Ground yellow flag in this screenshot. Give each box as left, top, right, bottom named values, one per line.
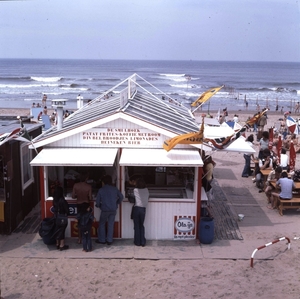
left=163, top=131, right=203, bottom=151
left=163, top=120, right=205, bottom=151
left=191, top=85, right=224, bottom=107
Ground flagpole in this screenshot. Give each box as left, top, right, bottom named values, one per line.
left=192, top=102, right=204, bottom=114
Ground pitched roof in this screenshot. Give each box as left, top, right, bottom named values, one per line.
left=31, top=74, right=200, bottom=148
left=0, top=116, right=42, bottom=136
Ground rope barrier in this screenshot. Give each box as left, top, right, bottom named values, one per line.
left=250, top=237, right=291, bottom=268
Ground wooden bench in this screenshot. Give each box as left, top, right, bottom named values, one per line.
left=277, top=197, right=300, bottom=216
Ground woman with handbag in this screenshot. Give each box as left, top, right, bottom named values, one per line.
left=53, top=186, right=69, bottom=251
left=132, top=177, right=149, bottom=247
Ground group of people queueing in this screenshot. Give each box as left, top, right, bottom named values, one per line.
left=51, top=172, right=150, bottom=252
left=242, top=129, right=296, bottom=211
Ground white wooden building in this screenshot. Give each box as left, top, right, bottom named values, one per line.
left=30, top=74, right=206, bottom=240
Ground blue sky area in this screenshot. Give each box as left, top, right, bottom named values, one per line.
left=1, top=0, right=300, bottom=62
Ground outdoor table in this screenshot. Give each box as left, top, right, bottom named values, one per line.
left=260, top=169, right=272, bottom=182
left=270, top=180, right=300, bottom=189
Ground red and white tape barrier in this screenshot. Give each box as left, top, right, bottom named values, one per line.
left=250, top=237, right=291, bottom=268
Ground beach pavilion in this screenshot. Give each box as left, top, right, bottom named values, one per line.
left=29, top=74, right=253, bottom=240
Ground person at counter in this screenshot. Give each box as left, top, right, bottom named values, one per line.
left=53, top=186, right=69, bottom=251
left=72, top=173, right=92, bottom=244
left=95, top=175, right=123, bottom=245
left=76, top=202, right=96, bottom=252
left=132, top=177, right=149, bottom=247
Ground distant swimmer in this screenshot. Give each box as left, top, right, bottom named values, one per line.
left=42, top=94, right=47, bottom=106
left=295, top=102, right=300, bottom=113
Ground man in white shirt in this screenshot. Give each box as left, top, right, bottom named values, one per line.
left=280, top=148, right=289, bottom=171
left=233, top=114, right=239, bottom=123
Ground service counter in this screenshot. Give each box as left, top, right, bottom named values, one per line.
left=39, top=163, right=203, bottom=240
left=43, top=185, right=205, bottom=239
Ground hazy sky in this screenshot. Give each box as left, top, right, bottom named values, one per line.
left=1, top=0, right=300, bottom=62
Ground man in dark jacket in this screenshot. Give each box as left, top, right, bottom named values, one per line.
left=95, top=175, right=123, bottom=245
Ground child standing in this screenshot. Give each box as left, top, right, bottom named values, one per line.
left=76, top=202, right=95, bottom=252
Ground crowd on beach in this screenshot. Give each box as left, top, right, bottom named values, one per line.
left=238, top=108, right=299, bottom=211
left=201, top=106, right=300, bottom=214
left=31, top=93, right=73, bottom=125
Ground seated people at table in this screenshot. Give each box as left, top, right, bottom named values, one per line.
left=255, top=148, right=273, bottom=190
left=279, top=148, right=289, bottom=171
left=270, top=149, right=279, bottom=169
left=258, top=131, right=269, bottom=159
left=270, top=172, right=295, bottom=209
left=264, top=166, right=282, bottom=205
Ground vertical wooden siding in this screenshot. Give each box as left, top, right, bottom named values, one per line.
left=121, top=201, right=197, bottom=240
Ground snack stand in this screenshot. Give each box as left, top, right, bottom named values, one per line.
left=30, top=74, right=205, bottom=240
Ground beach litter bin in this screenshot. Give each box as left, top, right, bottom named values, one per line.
left=198, top=217, right=214, bottom=244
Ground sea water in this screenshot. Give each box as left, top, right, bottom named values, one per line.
left=0, top=59, right=299, bottom=112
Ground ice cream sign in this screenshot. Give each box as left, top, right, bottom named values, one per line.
left=174, top=216, right=196, bottom=239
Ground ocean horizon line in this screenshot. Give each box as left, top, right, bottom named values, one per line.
left=1, top=58, right=299, bottom=64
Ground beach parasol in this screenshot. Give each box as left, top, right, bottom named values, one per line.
left=225, top=121, right=235, bottom=129
left=276, top=135, right=282, bottom=163
left=286, top=116, right=299, bottom=135
left=289, top=141, right=296, bottom=171
left=225, top=121, right=242, bottom=132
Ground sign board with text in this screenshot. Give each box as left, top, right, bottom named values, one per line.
left=80, top=128, right=164, bottom=147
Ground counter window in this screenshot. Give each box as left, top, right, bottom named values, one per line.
left=45, top=165, right=195, bottom=201
left=126, top=166, right=195, bottom=199
left=47, top=166, right=117, bottom=199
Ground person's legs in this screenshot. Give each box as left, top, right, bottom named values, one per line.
left=87, top=230, right=92, bottom=251
left=106, top=211, right=116, bottom=244
left=133, top=207, right=141, bottom=246
left=56, top=224, right=69, bottom=250
left=98, top=211, right=109, bottom=243
left=82, top=228, right=87, bottom=251
left=139, top=208, right=146, bottom=246
left=264, top=186, right=272, bottom=203
left=242, top=154, right=251, bottom=177
left=255, top=173, right=263, bottom=189
left=133, top=207, right=146, bottom=246
left=271, top=192, right=279, bottom=209
left=77, top=204, right=84, bottom=244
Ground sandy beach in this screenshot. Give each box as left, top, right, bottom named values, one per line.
left=1, top=107, right=300, bottom=299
